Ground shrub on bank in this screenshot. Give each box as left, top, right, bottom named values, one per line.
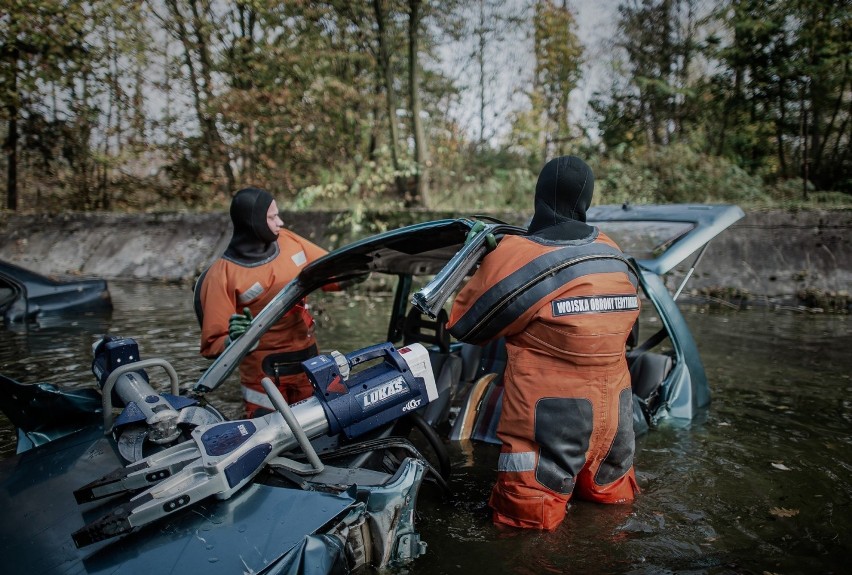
left=5, top=141, right=850, bottom=215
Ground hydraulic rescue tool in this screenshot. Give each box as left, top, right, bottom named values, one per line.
left=71, top=342, right=437, bottom=548
left=91, top=336, right=224, bottom=462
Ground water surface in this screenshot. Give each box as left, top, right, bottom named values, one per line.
left=0, top=282, right=849, bottom=573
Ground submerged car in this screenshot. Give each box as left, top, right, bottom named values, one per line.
left=0, top=204, right=743, bottom=575
left=0, top=259, right=112, bottom=325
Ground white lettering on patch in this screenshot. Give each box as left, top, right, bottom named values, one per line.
left=552, top=295, right=639, bottom=317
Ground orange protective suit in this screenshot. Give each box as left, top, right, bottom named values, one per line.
left=199, top=228, right=330, bottom=415
left=448, top=231, right=641, bottom=529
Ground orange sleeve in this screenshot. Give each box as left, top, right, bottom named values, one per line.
left=279, top=229, right=328, bottom=263
left=299, top=233, right=329, bottom=263
left=199, top=260, right=235, bottom=359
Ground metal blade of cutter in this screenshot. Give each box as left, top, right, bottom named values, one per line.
left=72, top=394, right=327, bottom=547
left=73, top=439, right=201, bottom=503
left=72, top=461, right=229, bottom=548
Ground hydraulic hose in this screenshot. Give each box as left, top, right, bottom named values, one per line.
left=404, top=412, right=452, bottom=484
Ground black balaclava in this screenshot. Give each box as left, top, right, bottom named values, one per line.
left=223, top=187, right=280, bottom=264
left=527, top=155, right=595, bottom=241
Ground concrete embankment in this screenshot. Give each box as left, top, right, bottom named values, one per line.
left=0, top=208, right=849, bottom=310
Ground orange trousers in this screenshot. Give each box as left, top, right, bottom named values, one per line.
left=489, top=351, right=639, bottom=529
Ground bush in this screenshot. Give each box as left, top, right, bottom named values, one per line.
left=591, top=142, right=767, bottom=205
left=292, top=151, right=415, bottom=211
left=429, top=167, right=537, bottom=212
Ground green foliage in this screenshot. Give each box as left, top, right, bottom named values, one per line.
left=532, top=0, right=583, bottom=157
left=2, top=0, right=154, bottom=210
left=426, top=140, right=539, bottom=211
left=430, top=166, right=537, bottom=212
left=292, top=151, right=416, bottom=211
left=592, top=140, right=768, bottom=205
left=705, top=0, right=851, bottom=191
left=2, top=0, right=849, bottom=215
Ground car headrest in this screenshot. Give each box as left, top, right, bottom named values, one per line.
left=403, top=307, right=450, bottom=354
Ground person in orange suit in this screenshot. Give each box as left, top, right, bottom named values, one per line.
left=198, top=187, right=336, bottom=416
left=448, top=156, right=641, bottom=529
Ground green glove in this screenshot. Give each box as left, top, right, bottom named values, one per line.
left=228, top=307, right=253, bottom=342
left=465, top=221, right=497, bottom=251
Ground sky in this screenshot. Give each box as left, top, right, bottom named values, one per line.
left=435, top=0, right=622, bottom=144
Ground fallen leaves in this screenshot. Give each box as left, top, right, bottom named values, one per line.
left=769, top=507, right=799, bottom=518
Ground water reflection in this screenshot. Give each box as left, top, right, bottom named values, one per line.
left=0, top=282, right=849, bottom=573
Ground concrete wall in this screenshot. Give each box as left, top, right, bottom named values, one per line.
left=1, top=208, right=849, bottom=304
left=683, top=209, right=850, bottom=302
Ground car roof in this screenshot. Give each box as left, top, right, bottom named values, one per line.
left=300, top=204, right=746, bottom=285
left=298, top=219, right=472, bottom=289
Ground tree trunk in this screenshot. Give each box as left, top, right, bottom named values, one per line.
left=776, top=78, right=787, bottom=176
left=4, top=49, right=18, bottom=211
left=187, top=0, right=234, bottom=191
left=477, top=0, right=486, bottom=146
left=373, top=0, right=406, bottom=199
left=166, top=0, right=234, bottom=192
left=801, top=85, right=809, bottom=200
left=408, top=0, right=429, bottom=207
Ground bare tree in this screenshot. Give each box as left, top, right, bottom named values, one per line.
left=408, top=0, right=429, bottom=206
left=160, top=0, right=235, bottom=192
left=373, top=0, right=407, bottom=199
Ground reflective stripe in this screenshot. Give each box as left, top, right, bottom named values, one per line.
left=242, top=385, right=275, bottom=410
left=238, top=282, right=264, bottom=304
left=498, top=451, right=536, bottom=473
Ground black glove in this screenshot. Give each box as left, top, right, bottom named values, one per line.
left=228, top=307, right=253, bottom=343
left=465, top=221, right=497, bottom=251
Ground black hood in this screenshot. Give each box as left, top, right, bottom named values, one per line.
left=223, top=187, right=279, bottom=264
left=527, top=156, right=595, bottom=241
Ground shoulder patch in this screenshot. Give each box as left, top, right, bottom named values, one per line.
left=552, top=294, right=639, bottom=316
left=291, top=250, right=307, bottom=266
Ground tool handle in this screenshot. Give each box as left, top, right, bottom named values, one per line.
left=102, top=358, right=180, bottom=434
left=346, top=342, right=404, bottom=372
left=261, top=378, right=324, bottom=474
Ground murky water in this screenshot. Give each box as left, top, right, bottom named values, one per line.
left=1, top=282, right=849, bottom=573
